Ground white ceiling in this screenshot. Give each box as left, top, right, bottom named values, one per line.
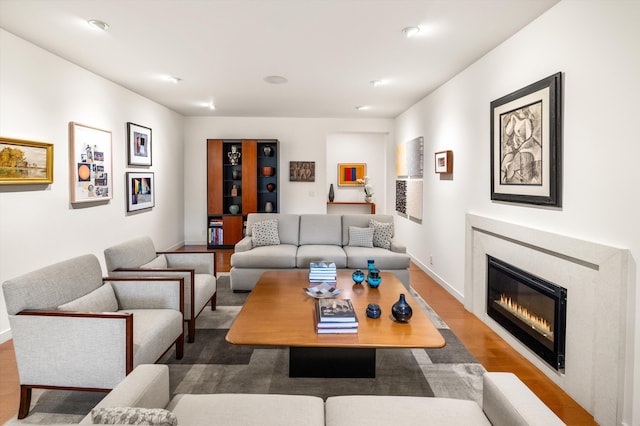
left=0, top=0, right=559, bottom=118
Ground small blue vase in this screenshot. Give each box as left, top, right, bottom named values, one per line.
left=367, top=268, right=381, bottom=288
left=391, top=293, right=413, bottom=323
left=366, top=303, right=381, bottom=319
left=367, top=259, right=375, bottom=272
left=352, top=269, right=365, bottom=284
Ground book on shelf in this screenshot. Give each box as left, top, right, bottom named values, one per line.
left=316, top=298, right=357, bottom=323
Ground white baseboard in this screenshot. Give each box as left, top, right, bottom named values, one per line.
left=409, top=253, right=464, bottom=304
left=0, top=327, right=12, bottom=344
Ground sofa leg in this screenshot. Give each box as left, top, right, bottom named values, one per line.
left=18, top=385, right=32, bottom=419
left=211, top=293, right=217, bottom=311
left=187, top=319, right=195, bottom=343
left=175, top=334, right=184, bottom=359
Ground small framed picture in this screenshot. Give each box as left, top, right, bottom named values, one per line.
left=434, top=150, right=453, bottom=174
left=127, top=122, right=152, bottom=166
left=127, top=172, right=154, bottom=212
left=289, top=161, right=315, bottom=182
left=338, top=163, right=366, bottom=186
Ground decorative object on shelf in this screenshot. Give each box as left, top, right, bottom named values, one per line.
left=261, top=166, right=275, bottom=177
left=338, top=163, right=366, bottom=186
left=126, top=172, right=154, bottom=212
left=230, top=184, right=238, bottom=197
left=367, top=268, right=381, bottom=288
left=127, top=122, right=152, bottom=166
left=356, top=176, right=374, bottom=202
left=227, top=145, right=241, bottom=165
left=366, top=303, right=381, bottom=319
left=289, top=161, right=315, bottom=182
left=491, top=72, right=562, bottom=207
left=367, top=259, right=375, bottom=272
left=391, top=293, right=413, bottom=323
left=0, top=136, right=53, bottom=185
left=328, top=183, right=335, bottom=202
left=228, top=204, right=239, bottom=214
left=434, top=150, right=453, bottom=174
left=69, top=122, right=112, bottom=204
left=263, top=144, right=273, bottom=157
left=352, top=269, right=365, bottom=284
left=232, top=169, right=240, bottom=180
left=265, top=201, right=274, bottom=213
left=266, top=182, right=276, bottom=192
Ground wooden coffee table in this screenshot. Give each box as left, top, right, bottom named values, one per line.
left=226, top=270, right=445, bottom=378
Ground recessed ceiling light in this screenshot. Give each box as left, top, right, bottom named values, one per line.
left=402, top=26, right=420, bottom=38
left=370, top=80, right=384, bottom=87
left=164, top=76, right=182, bottom=84
left=208, top=102, right=216, bottom=110
left=264, top=75, right=288, bottom=85
left=355, top=105, right=370, bottom=111
left=87, top=19, right=109, bottom=31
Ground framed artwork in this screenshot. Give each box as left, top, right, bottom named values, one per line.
left=127, top=122, right=152, bottom=166
left=490, top=72, right=562, bottom=206
left=69, top=122, right=112, bottom=203
left=289, top=161, right=315, bottom=182
left=127, top=172, right=154, bottom=211
left=0, top=137, right=53, bottom=185
left=338, top=163, right=366, bottom=186
left=434, top=150, right=453, bottom=174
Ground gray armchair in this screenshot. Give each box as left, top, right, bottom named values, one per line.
left=104, top=237, right=217, bottom=343
left=1, top=254, right=185, bottom=419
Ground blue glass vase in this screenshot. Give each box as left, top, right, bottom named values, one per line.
left=367, top=268, right=381, bottom=288
left=391, top=293, right=413, bottom=323
left=352, top=269, right=365, bottom=284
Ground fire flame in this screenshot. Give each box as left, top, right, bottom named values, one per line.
left=497, top=294, right=554, bottom=340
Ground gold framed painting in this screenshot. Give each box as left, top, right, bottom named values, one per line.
left=0, top=137, right=53, bottom=185
left=338, top=163, right=366, bottom=186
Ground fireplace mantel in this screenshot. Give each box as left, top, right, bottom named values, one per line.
left=465, top=213, right=629, bottom=426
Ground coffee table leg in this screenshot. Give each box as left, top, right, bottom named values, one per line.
left=289, top=347, right=376, bottom=378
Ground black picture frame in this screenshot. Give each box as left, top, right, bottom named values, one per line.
left=490, top=72, right=562, bottom=206
left=127, top=122, right=152, bottom=166
left=126, top=171, right=154, bottom=212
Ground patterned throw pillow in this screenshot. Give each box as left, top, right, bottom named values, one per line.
left=369, top=219, right=393, bottom=250
left=251, top=219, right=280, bottom=248
left=91, top=407, right=178, bottom=425
left=348, top=226, right=374, bottom=248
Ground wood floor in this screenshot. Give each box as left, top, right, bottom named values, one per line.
left=0, top=249, right=596, bottom=424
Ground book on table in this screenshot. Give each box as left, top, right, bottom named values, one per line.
left=315, top=298, right=358, bottom=336
left=309, top=260, right=337, bottom=283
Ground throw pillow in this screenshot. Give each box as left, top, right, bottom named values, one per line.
left=348, top=226, right=374, bottom=248
left=140, top=254, right=168, bottom=269
left=91, top=407, right=178, bottom=425
left=251, top=219, right=280, bottom=248
left=58, top=282, right=118, bottom=312
left=369, top=219, right=393, bottom=250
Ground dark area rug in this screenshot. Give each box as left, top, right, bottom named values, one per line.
left=12, top=274, right=485, bottom=424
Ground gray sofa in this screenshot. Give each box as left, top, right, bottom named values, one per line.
left=230, top=213, right=411, bottom=291
left=75, top=364, right=565, bottom=425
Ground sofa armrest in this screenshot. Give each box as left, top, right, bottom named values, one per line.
left=482, top=372, right=565, bottom=426
left=79, top=365, right=171, bottom=424
left=105, top=277, right=184, bottom=314
left=389, top=239, right=406, bottom=253
left=161, top=251, right=215, bottom=275
left=234, top=236, right=253, bottom=253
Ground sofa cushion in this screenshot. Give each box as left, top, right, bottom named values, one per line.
left=342, top=214, right=394, bottom=246
left=246, top=213, right=300, bottom=246
left=140, top=254, right=168, bottom=269
left=369, top=219, right=393, bottom=250
left=325, top=395, right=490, bottom=426
left=299, top=214, right=342, bottom=245
left=58, top=282, right=119, bottom=312
left=167, top=393, right=325, bottom=426
left=343, top=246, right=411, bottom=269
left=90, top=407, right=177, bottom=425
left=128, top=309, right=184, bottom=367
left=348, top=226, right=374, bottom=248
left=296, top=245, right=348, bottom=268
left=231, top=244, right=298, bottom=269
left=252, top=219, right=281, bottom=247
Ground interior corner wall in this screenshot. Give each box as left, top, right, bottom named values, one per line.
left=0, top=29, right=186, bottom=342
left=181, top=117, right=394, bottom=245
left=393, top=1, right=639, bottom=423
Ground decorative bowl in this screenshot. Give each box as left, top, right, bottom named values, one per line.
left=366, top=303, right=381, bottom=319
left=228, top=204, right=240, bottom=214
left=261, top=166, right=275, bottom=177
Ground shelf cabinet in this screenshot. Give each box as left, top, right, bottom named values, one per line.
left=207, top=139, right=279, bottom=248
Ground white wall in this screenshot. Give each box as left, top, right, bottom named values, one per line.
left=394, top=1, right=639, bottom=424
left=182, top=117, right=394, bottom=244
left=0, top=30, right=185, bottom=341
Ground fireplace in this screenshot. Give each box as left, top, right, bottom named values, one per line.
left=486, top=256, right=567, bottom=371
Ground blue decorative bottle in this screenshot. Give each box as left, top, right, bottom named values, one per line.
left=391, top=293, right=412, bottom=323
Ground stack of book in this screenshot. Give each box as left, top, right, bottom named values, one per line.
left=309, top=260, right=337, bottom=283
left=315, top=298, right=358, bottom=334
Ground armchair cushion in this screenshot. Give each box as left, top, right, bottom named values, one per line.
left=252, top=219, right=280, bottom=247
left=348, top=226, right=374, bottom=248
left=91, top=407, right=177, bottom=425
left=140, top=254, right=168, bottom=269
left=369, top=219, right=393, bottom=250
left=58, top=282, right=118, bottom=312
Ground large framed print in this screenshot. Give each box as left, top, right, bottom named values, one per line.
left=69, top=122, right=112, bottom=203
left=127, top=122, right=152, bottom=166
left=127, top=172, right=154, bottom=211
left=490, top=72, right=562, bottom=206
left=0, top=137, right=53, bottom=185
